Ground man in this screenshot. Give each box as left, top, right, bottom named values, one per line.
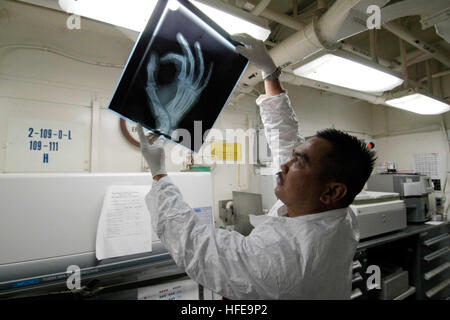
left=137, top=34, right=376, bottom=299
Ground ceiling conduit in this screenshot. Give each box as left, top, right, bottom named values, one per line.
left=383, top=21, right=450, bottom=68
left=236, top=0, right=449, bottom=107
left=240, top=0, right=306, bottom=30
left=250, top=0, right=272, bottom=16
left=238, top=0, right=390, bottom=89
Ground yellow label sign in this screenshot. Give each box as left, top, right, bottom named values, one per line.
left=211, top=142, right=242, bottom=161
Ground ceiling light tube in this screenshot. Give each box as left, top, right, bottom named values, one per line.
left=385, top=89, right=450, bottom=115
left=293, top=51, right=404, bottom=93
left=191, top=0, right=271, bottom=41
left=55, top=0, right=271, bottom=40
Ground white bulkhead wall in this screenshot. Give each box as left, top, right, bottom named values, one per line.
left=2, top=1, right=449, bottom=223
left=0, top=2, right=375, bottom=225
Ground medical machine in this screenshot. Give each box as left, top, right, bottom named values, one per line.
left=0, top=172, right=213, bottom=298
left=218, top=191, right=264, bottom=236
left=350, top=191, right=407, bottom=239
left=367, top=173, right=434, bottom=223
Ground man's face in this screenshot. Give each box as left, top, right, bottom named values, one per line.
left=275, top=137, right=332, bottom=213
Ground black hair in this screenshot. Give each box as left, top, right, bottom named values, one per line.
left=315, top=128, right=377, bottom=207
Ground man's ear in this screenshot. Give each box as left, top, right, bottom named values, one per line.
left=319, top=183, right=348, bottom=206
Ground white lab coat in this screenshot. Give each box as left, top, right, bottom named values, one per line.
left=145, top=92, right=360, bottom=299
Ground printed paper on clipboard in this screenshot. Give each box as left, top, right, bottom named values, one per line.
left=108, top=0, right=249, bottom=153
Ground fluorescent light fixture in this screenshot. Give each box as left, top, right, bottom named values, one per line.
left=191, top=0, right=271, bottom=41
left=386, top=91, right=450, bottom=115
left=56, top=0, right=271, bottom=40
left=293, top=52, right=404, bottom=93
left=58, top=0, right=158, bottom=32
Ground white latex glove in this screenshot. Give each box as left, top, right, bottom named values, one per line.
left=231, top=33, right=276, bottom=78
left=137, top=123, right=167, bottom=178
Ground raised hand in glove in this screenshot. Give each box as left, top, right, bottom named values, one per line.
left=137, top=123, right=167, bottom=179
left=231, top=33, right=277, bottom=79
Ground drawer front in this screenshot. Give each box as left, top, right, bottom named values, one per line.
left=351, top=288, right=364, bottom=300
left=422, top=247, right=448, bottom=266
left=379, top=271, right=409, bottom=300
left=427, top=286, right=449, bottom=300
left=419, top=224, right=449, bottom=243
left=424, top=278, right=450, bottom=300
left=423, top=262, right=450, bottom=281
left=352, top=250, right=368, bottom=299
left=423, top=268, right=450, bottom=293
left=420, top=226, right=449, bottom=300
left=421, top=233, right=449, bottom=256
left=352, top=272, right=364, bottom=287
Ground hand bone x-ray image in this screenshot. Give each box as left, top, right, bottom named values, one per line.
left=146, top=32, right=213, bottom=136
left=108, top=0, right=248, bottom=152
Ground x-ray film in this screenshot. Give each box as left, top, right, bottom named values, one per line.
left=108, top=0, right=249, bottom=152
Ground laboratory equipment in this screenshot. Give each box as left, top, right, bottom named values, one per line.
left=367, top=173, right=434, bottom=223
left=218, top=191, right=264, bottom=236
left=350, top=191, right=407, bottom=239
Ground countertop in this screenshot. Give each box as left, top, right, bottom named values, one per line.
left=357, top=221, right=449, bottom=251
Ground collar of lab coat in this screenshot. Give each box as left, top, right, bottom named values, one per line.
left=249, top=206, right=349, bottom=228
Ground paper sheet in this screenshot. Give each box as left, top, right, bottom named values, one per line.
left=138, top=279, right=199, bottom=300
left=95, top=185, right=152, bottom=260
left=425, top=221, right=445, bottom=225
left=413, top=153, right=440, bottom=179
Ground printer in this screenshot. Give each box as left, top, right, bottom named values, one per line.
left=367, top=173, right=434, bottom=223
left=350, top=191, right=407, bottom=240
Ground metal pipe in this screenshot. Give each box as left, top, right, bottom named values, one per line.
left=425, top=60, right=433, bottom=93
left=394, top=51, right=432, bottom=70
left=317, top=0, right=327, bottom=10
left=241, top=0, right=305, bottom=31
left=390, top=41, right=446, bottom=72
left=399, top=38, right=409, bottom=89
left=340, top=42, right=398, bottom=69
left=264, top=40, right=277, bottom=47
left=258, top=6, right=304, bottom=30
left=0, top=44, right=124, bottom=68
left=292, top=0, right=298, bottom=18
left=369, top=29, right=378, bottom=63
left=380, top=0, right=450, bottom=25
left=383, top=21, right=450, bottom=68
left=392, top=40, right=447, bottom=69
left=316, top=0, right=361, bottom=45
left=419, top=70, right=450, bottom=82
left=239, top=0, right=362, bottom=87
left=251, top=0, right=272, bottom=16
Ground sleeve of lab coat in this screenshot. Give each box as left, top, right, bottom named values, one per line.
left=146, top=176, right=296, bottom=300
left=256, top=92, right=303, bottom=167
